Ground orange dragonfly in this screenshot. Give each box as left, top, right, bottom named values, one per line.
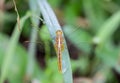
left=25, top=19, right=91, bottom=73
left=54, top=30, right=64, bottom=72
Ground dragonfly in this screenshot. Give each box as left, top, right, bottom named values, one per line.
left=25, top=23, right=92, bottom=73
left=12, top=0, right=92, bottom=74
left=23, top=13, right=92, bottom=73
left=25, top=25, right=65, bottom=73
left=54, top=30, right=64, bottom=72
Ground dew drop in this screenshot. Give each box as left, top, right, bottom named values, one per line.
left=62, top=60, right=67, bottom=74
left=62, top=67, right=67, bottom=74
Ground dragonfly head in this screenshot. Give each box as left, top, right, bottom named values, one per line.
left=56, top=30, right=62, bottom=35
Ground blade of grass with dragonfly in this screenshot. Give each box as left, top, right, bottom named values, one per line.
left=36, top=0, right=73, bottom=83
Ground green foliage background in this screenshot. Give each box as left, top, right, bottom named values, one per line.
left=0, top=0, right=120, bottom=83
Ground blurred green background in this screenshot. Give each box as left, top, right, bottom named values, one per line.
left=0, top=0, right=120, bottom=83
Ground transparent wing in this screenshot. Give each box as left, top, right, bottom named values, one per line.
left=24, top=25, right=51, bottom=51
left=63, top=25, right=93, bottom=53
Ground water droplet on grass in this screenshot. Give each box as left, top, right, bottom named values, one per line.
left=62, top=60, right=67, bottom=74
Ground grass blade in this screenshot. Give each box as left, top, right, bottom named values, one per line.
left=12, top=0, right=20, bottom=31
left=25, top=0, right=40, bottom=81
left=36, top=0, right=73, bottom=83
left=93, top=11, right=120, bottom=45
left=0, top=12, right=30, bottom=83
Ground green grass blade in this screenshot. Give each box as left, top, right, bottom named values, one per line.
left=0, top=12, right=30, bottom=83
left=36, top=0, right=73, bottom=83
left=93, top=11, right=120, bottom=45
left=25, top=0, right=40, bottom=80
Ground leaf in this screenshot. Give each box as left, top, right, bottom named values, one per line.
left=25, top=0, right=41, bottom=81
left=94, top=11, right=120, bottom=45
left=0, top=33, right=27, bottom=83
left=36, top=0, right=73, bottom=83
left=0, top=12, right=30, bottom=83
